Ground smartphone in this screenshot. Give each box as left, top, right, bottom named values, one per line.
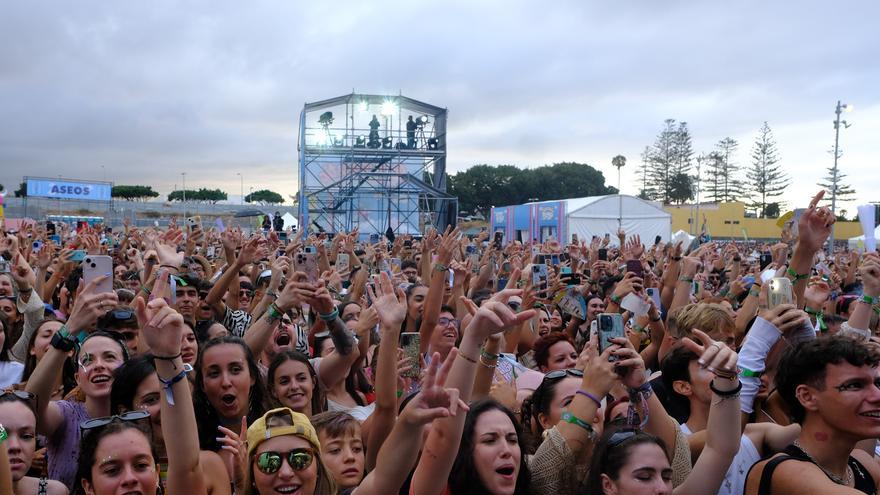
left=390, top=257, right=402, bottom=273
left=597, top=313, right=625, bottom=359
left=400, top=333, right=421, bottom=379
left=0, top=257, right=9, bottom=274
left=278, top=231, right=288, bottom=242
left=767, top=277, right=794, bottom=308
left=49, top=234, right=61, bottom=245
left=304, top=246, right=317, bottom=255
left=497, top=277, right=509, bottom=290
left=759, top=252, right=773, bottom=270
left=550, top=254, right=560, bottom=266
left=493, top=231, right=503, bottom=250
left=186, top=216, right=202, bottom=232
left=206, top=246, right=216, bottom=259
left=32, top=240, right=43, bottom=253
left=336, top=253, right=350, bottom=275
left=598, top=248, right=608, bottom=261
left=70, top=250, right=87, bottom=262
left=571, top=234, right=579, bottom=244
left=403, top=239, right=412, bottom=249
left=295, top=252, right=319, bottom=282
left=83, top=255, right=114, bottom=293
left=646, top=287, right=661, bottom=309
left=626, top=259, right=644, bottom=279
left=531, top=263, right=548, bottom=290
left=654, top=235, right=662, bottom=246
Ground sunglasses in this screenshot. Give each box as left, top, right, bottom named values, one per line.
left=0, top=390, right=36, bottom=406
left=81, top=410, right=150, bottom=432
left=256, top=448, right=315, bottom=474
left=110, top=309, right=134, bottom=320
left=543, top=368, right=584, bottom=382
left=608, top=428, right=640, bottom=448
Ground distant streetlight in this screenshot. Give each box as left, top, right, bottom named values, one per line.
left=829, top=100, right=853, bottom=253
left=182, top=172, right=187, bottom=219
left=237, top=172, right=244, bottom=205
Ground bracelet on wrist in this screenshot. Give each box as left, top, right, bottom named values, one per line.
left=609, top=294, right=622, bottom=304
left=561, top=412, right=595, bottom=437
left=860, top=294, right=878, bottom=305
left=709, top=378, right=742, bottom=397
left=433, top=263, right=449, bottom=272
left=318, top=307, right=339, bottom=322
left=786, top=266, right=809, bottom=282
left=480, top=348, right=500, bottom=361
left=479, top=355, right=497, bottom=369
left=153, top=352, right=182, bottom=369
left=678, top=276, right=694, bottom=283
left=576, top=389, right=603, bottom=409
left=157, top=363, right=194, bottom=406
left=738, top=366, right=763, bottom=378
left=457, top=349, right=478, bottom=364
left=0, top=424, right=7, bottom=443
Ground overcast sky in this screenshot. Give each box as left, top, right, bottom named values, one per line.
left=1, top=1, right=878, bottom=213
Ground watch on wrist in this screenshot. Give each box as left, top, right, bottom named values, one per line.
left=51, top=331, right=77, bottom=352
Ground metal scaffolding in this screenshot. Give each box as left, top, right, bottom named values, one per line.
left=297, top=93, right=456, bottom=237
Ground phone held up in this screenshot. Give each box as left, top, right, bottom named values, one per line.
left=597, top=313, right=625, bottom=361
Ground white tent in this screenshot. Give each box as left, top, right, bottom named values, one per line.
left=565, top=195, right=671, bottom=246
left=281, top=212, right=299, bottom=232
left=848, top=224, right=880, bottom=250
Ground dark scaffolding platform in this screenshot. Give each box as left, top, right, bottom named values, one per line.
left=297, top=93, right=457, bottom=237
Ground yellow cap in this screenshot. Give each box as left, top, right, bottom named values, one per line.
left=247, top=407, right=321, bottom=459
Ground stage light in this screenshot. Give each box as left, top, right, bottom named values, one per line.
left=358, top=100, right=368, bottom=112
left=418, top=115, right=429, bottom=124
left=382, top=137, right=393, bottom=149
left=381, top=101, right=397, bottom=116
left=315, top=133, right=328, bottom=146
left=355, top=136, right=366, bottom=147
left=427, top=138, right=438, bottom=150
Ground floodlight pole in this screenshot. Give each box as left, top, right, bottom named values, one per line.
left=612, top=156, right=626, bottom=230
left=829, top=100, right=851, bottom=254
left=237, top=172, right=244, bottom=205
left=182, top=172, right=187, bottom=220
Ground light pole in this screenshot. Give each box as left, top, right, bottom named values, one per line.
left=612, top=155, right=626, bottom=230
left=695, top=154, right=703, bottom=238
left=829, top=100, right=853, bottom=253
left=237, top=172, right=243, bottom=205
left=181, top=172, right=187, bottom=220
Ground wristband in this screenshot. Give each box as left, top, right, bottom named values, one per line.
left=51, top=326, right=77, bottom=352
left=266, top=290, right=278, bottom=299
left=633, top=324, right=647, bottom=334
left=804, top=307, right=828, bottom=332
left=141, top=285, right=152, bottom=296
left=860, top=294, right=878, bottom=305
left=576, top=389, right=603, bottom=409
left=433, top=263, right=449, bottom=272
left=0, top=424, right=6, bottom=443
left=649, top=314, right=662, bottom=322
left=609, top=294, right=622, bottom=304
left=158, top=363, right=193, bottom=406
left=786, top=266, right=809, bottom=282
left=479, top=355, right=497, bottom=369
left=738, top=367, right=763, bottom=378
left=160, top=264, right=180, bottom=271
left=480, top=348, right=500, bottom=361
left=561, top=412, right=595, bottom=436
left=318, top=307, right=339, bottom=322
left=678, top=276, right=694, bottom=283
left=457, top=349, right=478, bottom=364
left=709, top=378, right=742, bottom=397
left=267, top=303, right=284, bottom=323
left=153, top=352, right=182, bottom=369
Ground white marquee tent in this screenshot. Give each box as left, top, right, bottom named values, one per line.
left=566, top=195, right=671, bottom=246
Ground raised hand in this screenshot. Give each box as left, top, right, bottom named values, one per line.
left=368, top=272, right=408, bottom=330
left=796, top=191, right=835, bottom=254
left=155, top=229, right=185, bottom=268
left=459, top=288, right=536, bottom=341
left=66, top=276, right=119, bottom=336
left=135, top=296, right=185, bottom=357
left=607, top=336, right=648, bottom=389
left=860, top=254, right=880, bottom=297
left=681, top=329, right=738, bottom=379
left=217, top=417, right=248, bottom=494
left=399, top=350, right=468, bottom=426
left=11, top=253, right=36, bottom=291
left=758, top=304, right=809, bottom=335
left=275, top=272, right=315, bottom=312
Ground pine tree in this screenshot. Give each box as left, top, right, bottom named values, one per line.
left=647, top=119, right=678, bottom=204
left=673, top=121, right=694, bottom=176
left=746, top=122, right=790, bottom=218
left=818, top=166, right=857, bottom=207
left=637, top=146, right=654, bottom=200
left=705, top=137, right=742, bottom=202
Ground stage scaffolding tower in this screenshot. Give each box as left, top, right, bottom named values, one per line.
left=297, top=93, right=456, bottom=238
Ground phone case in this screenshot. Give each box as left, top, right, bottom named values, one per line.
left=336, top=253, right=350, bottom=275
left=767, top=278, right=794, bottom=308
left=531, top=264, right=548, bottom=288
left=597, top=313, right=625, bottom=359
left=295, top=252, right=319, bottom=282
left=400, top=333, right=421, bottom=379
left=83, top=255, right=114, bottom=293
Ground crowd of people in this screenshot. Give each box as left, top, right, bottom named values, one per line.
left=0, top=189, right=879, bottom=495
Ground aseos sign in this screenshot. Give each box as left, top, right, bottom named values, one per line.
left=25, top=177, right=113, bottom=201
left=26, top=178, right=112, bottom=201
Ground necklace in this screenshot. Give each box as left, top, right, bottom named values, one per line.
left=792, top=439, right=854, bottom=486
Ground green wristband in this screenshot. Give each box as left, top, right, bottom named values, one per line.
left=738, top=367, right=763, bottom=378
left=561, top=412, right=595, bottom=436
left=786, top=266, right=809, bottom=282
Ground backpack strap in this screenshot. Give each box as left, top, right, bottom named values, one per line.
left=756, top=454, right=798, bottom=495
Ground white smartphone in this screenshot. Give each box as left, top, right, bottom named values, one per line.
left=83, top=255, right=114, bottom=293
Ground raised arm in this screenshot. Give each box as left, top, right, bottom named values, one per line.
left=847, top=254, right=880, bottom=332
left=363, top=272, right=407, bottom=470
left=418, top=227, right=459, bottom=353
left=306, top=285, right=360, bottom=390
left=788, top=191, right=833, bottom=306
left=244, top=272, right=313, bottom=357
left=411, top=289, right=534, bottom=495
left=206, top=237, right=262, bottom=318
left=135, top=297, right=207, bottom=495
left=674, top=330, right=741, bottom=495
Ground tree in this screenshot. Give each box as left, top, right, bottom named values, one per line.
left=646, top=119, right=678, bottom=204
left=673, top=122, right=694, bottom=176
left=669, top=172, right=695, bottom=204
left=13, top=182, right=26, bottom=198
left=746, top=122, right=789, bottom=218
left=818, top=158, right=857, bottom=208
left=765, top=202, right=781, bottom=218
left=636, top=146, right=654, bottom=200
left=112, top=185, right=160, bottom=202
left=193, top=188, right=227, bottom=204
left=245, top=189, right=284, bottom=205
left=705, top=137, right=742, bottom=203
left=168, top=189, right=197, bottom=202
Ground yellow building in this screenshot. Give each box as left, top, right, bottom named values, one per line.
left=664, top=201, right=863, bottom=241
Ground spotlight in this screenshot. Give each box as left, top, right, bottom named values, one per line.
left=418, top=115, right=429, bottom=124
left=427, top=138, right=438, bottom=150
left=358, top=100, right=368, bottom=112
left=355, top=136, right=366, bottom=147
left=382, top=137, right=393, bottom=149
left=318, top=111, right=334, bottom=126
left=381, top=101, right=397, bottom=116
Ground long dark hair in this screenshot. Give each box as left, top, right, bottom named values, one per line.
left=448, top=399, right=531, bottom=495
left=111, top=354, right=157, bottom=413
left=193, top=336, right=267, bottom=451
left=583, top=428, right=668, bottom=495
left=0, top=310, right=13, bottom=361
left=267, top=351, right=326, bottom=416
left=520, top=374, right=571, bottom=447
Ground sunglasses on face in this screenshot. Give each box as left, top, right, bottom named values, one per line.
left=80, top=409, right=150, bottom=432
left=256, top=448, right=315, bottom=474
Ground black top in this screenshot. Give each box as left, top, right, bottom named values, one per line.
left=751, top=444, right=876, bottom=494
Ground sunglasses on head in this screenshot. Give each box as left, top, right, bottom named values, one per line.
left=80, top=409, right=150, bottom=432
left=542, top=368, right=584, bottom=382
left=110, top=309, right=134, bottom=320
left=607, top=428, right=640, bottom=448
left=256, top=448, right=315, bottom=474
left=0, top=389, right=36, bottom=402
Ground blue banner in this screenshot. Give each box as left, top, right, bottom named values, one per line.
left=26, top=178, right=112, bottom=201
